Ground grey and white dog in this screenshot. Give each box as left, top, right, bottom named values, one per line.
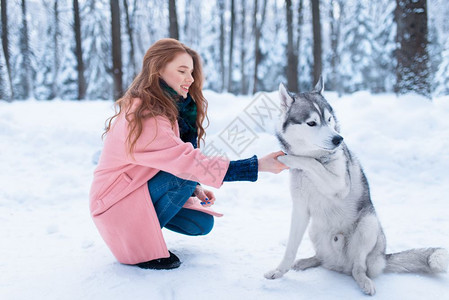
left=264, top=78, right=449, bottom=295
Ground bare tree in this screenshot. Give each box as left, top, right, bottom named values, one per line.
left=240, top=1, right=247, bottom=94
left=1, top=0, right=13, bottom=99
left=0, top=43, right=9, bottom=100
left=168, top=0, right=179, bottom=39
left=50, top=0, right=60, bottom=99
left=110, top=0, right=123, bottom=100
left=20, top=0, right=33, bottom=99
left=296, top=0, right=304, bottom=90
left=286, top=0, right=299, bottom=92
left=73, top=0, right=86, bottom=100
left=296, top=0, right=303, bottom=54
left=227, top=0, right=235, bottom=92
left=395, top=0, right=430, bottom=98
left=252, top=0, right=268, bottom=94
left=218, top=0, right=225, bottom=92
left=311, top=0, right=322, bottom=85
left=184, top=0, right=191, bottom=44
left=329, top=0, right=343, bottom=93
left=123, top=0, right=137, bottom=79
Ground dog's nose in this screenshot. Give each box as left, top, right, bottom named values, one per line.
left=332, top=135, right=343, bottom=146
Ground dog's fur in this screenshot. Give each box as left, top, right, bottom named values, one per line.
left=264, top=78, right=449, bottom=295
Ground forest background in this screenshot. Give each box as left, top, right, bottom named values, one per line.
left=1, top=0, right=448, bottom=102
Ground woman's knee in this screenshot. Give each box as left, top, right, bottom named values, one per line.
left=165, top=210, right=215, bottom=236
left=199, top=214, right=214, bottom=235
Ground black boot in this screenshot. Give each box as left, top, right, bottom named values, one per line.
left=135, top=251, right=181, bottom=270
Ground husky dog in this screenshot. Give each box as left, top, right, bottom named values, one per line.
left=264, top=78, right=449, bottom=295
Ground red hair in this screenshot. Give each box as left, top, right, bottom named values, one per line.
left=103, top=38, right=208, bottom=154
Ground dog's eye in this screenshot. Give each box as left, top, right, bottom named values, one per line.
left=328, top=117, right=332, bottom=122
left=307, top=121, right=317, bottom=127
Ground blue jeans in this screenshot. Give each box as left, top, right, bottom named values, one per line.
left=147, top=171, right=214, bottom=236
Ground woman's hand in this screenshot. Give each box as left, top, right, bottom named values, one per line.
left=194, top=185, right=216, bottom=207
left=258, top=151, right=289, bottom=174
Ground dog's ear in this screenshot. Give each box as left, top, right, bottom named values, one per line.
left=279, top=83, right=294, bottom=112
left=312, top=76, right=324, bottom=94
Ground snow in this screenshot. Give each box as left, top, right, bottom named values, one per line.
left=1, top=91, right=448, bottom=300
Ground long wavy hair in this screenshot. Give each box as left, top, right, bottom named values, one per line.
left=103, top=38, right=209, bottom=154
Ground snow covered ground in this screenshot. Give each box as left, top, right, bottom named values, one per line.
left=1, top=90, right=448, bottom=300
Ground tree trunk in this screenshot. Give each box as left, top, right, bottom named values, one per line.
left=168, top=0, right=179, bottom=40
left=227, top=0, right=235, bottom=92
left=73, top=0, right=86, bottom=100
left=51, top=0, right=60, bottom=99
left=296, top=0, right=304, bottom=89
left=296, top=0, right=303, bottom=53
left=110, top=0, right=123, bottom=100
left=1, top=0, right=13, bottom=99
left=240, top=1, right=247, bottom=94
left=123, top=0, right=137, bottom=79
left=184, top=0, right=190, bottom=44
left=329, top=0, right=342, bottom=93
left=286, top=0, right=299, bottom=92
left=395, top=0, right=430, bottom=98
left=0, top=43, right=9, bottom=100
left=311, top=0, right=322, bottom=86
left=252, top=0, right=268, bottom=94
left=218, top=0, right=225, bottom=92
left=20, top=0, right=32, bottom=99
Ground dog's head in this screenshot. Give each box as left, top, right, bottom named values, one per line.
left=276, top=77, right=343, bottom=156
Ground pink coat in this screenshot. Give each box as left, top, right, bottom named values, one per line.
left=89, top=101, right=230, bottom=265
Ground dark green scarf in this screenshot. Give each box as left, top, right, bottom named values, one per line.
left=160, top=79, right=198, bottom=148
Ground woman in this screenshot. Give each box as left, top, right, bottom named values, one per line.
left=89, top=38, right=287, bottom=270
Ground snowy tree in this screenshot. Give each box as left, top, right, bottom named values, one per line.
left=130, top=0, right=167, bottom=73
left=58, top=43, right=78, bottom=100
left=239, top=1, right=248, bottom=94
left=434, top=37, right=449, bottom=96
left=286, top=0, right=299, bottom=92
left=110, top=0, right=123, bottom=100
left=427, top=19, right=443, bottom=94
left=121, top=0, right=137, bottom=86
left=181, top=0, right=202, bottom=52
left=82, top=0, right=112, bottom=99
left=371, top=0, right=396, bottom=93
left=15, top=0, right=34, bottom=99
left=199, top=1, right=222, bottom=92
left=3, top=0, right=449, bottom=100
left=218, top=0, right=225, bottom=92
left=0, top=42, right=11, bottom=100
left=311, top=0, right=322, bottom=85
left=327, top=0, right=343, bottom=93
left=258, top=0, right=285, bottom=93
left=395, top=0, right=431, bottom=98
left=35, top=1, right=62, bottom=100
left=73, top=0, right=86, bottom=100
left=339, top=0, right=375, bottom=93
left=227, top=0, right=235, bottom=92
left=168, top=0, right=179, bottom=40
left=1, top=0, right=13, bottom=99
left=252, top=0, right=268, bottom=93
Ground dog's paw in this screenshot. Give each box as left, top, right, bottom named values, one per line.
left=264, top=269, right=286, bottom=280
left=277, top=155, right=294, bottom=168
left=358, top=278, right=376, bottom=296
left=429, top=248, right=449, bottom=273
left=277, top=155, right=288, bottom=164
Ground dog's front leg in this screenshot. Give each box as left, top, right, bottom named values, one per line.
left=265, top=202, right=310, bottom=279
left=278, top=155, right=348, bottom=198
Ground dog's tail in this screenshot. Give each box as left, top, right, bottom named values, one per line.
left=384, top=247, right=449, bottom=274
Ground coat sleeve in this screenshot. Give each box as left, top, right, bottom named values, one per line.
left=128, top=116, right=230, bottom=188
